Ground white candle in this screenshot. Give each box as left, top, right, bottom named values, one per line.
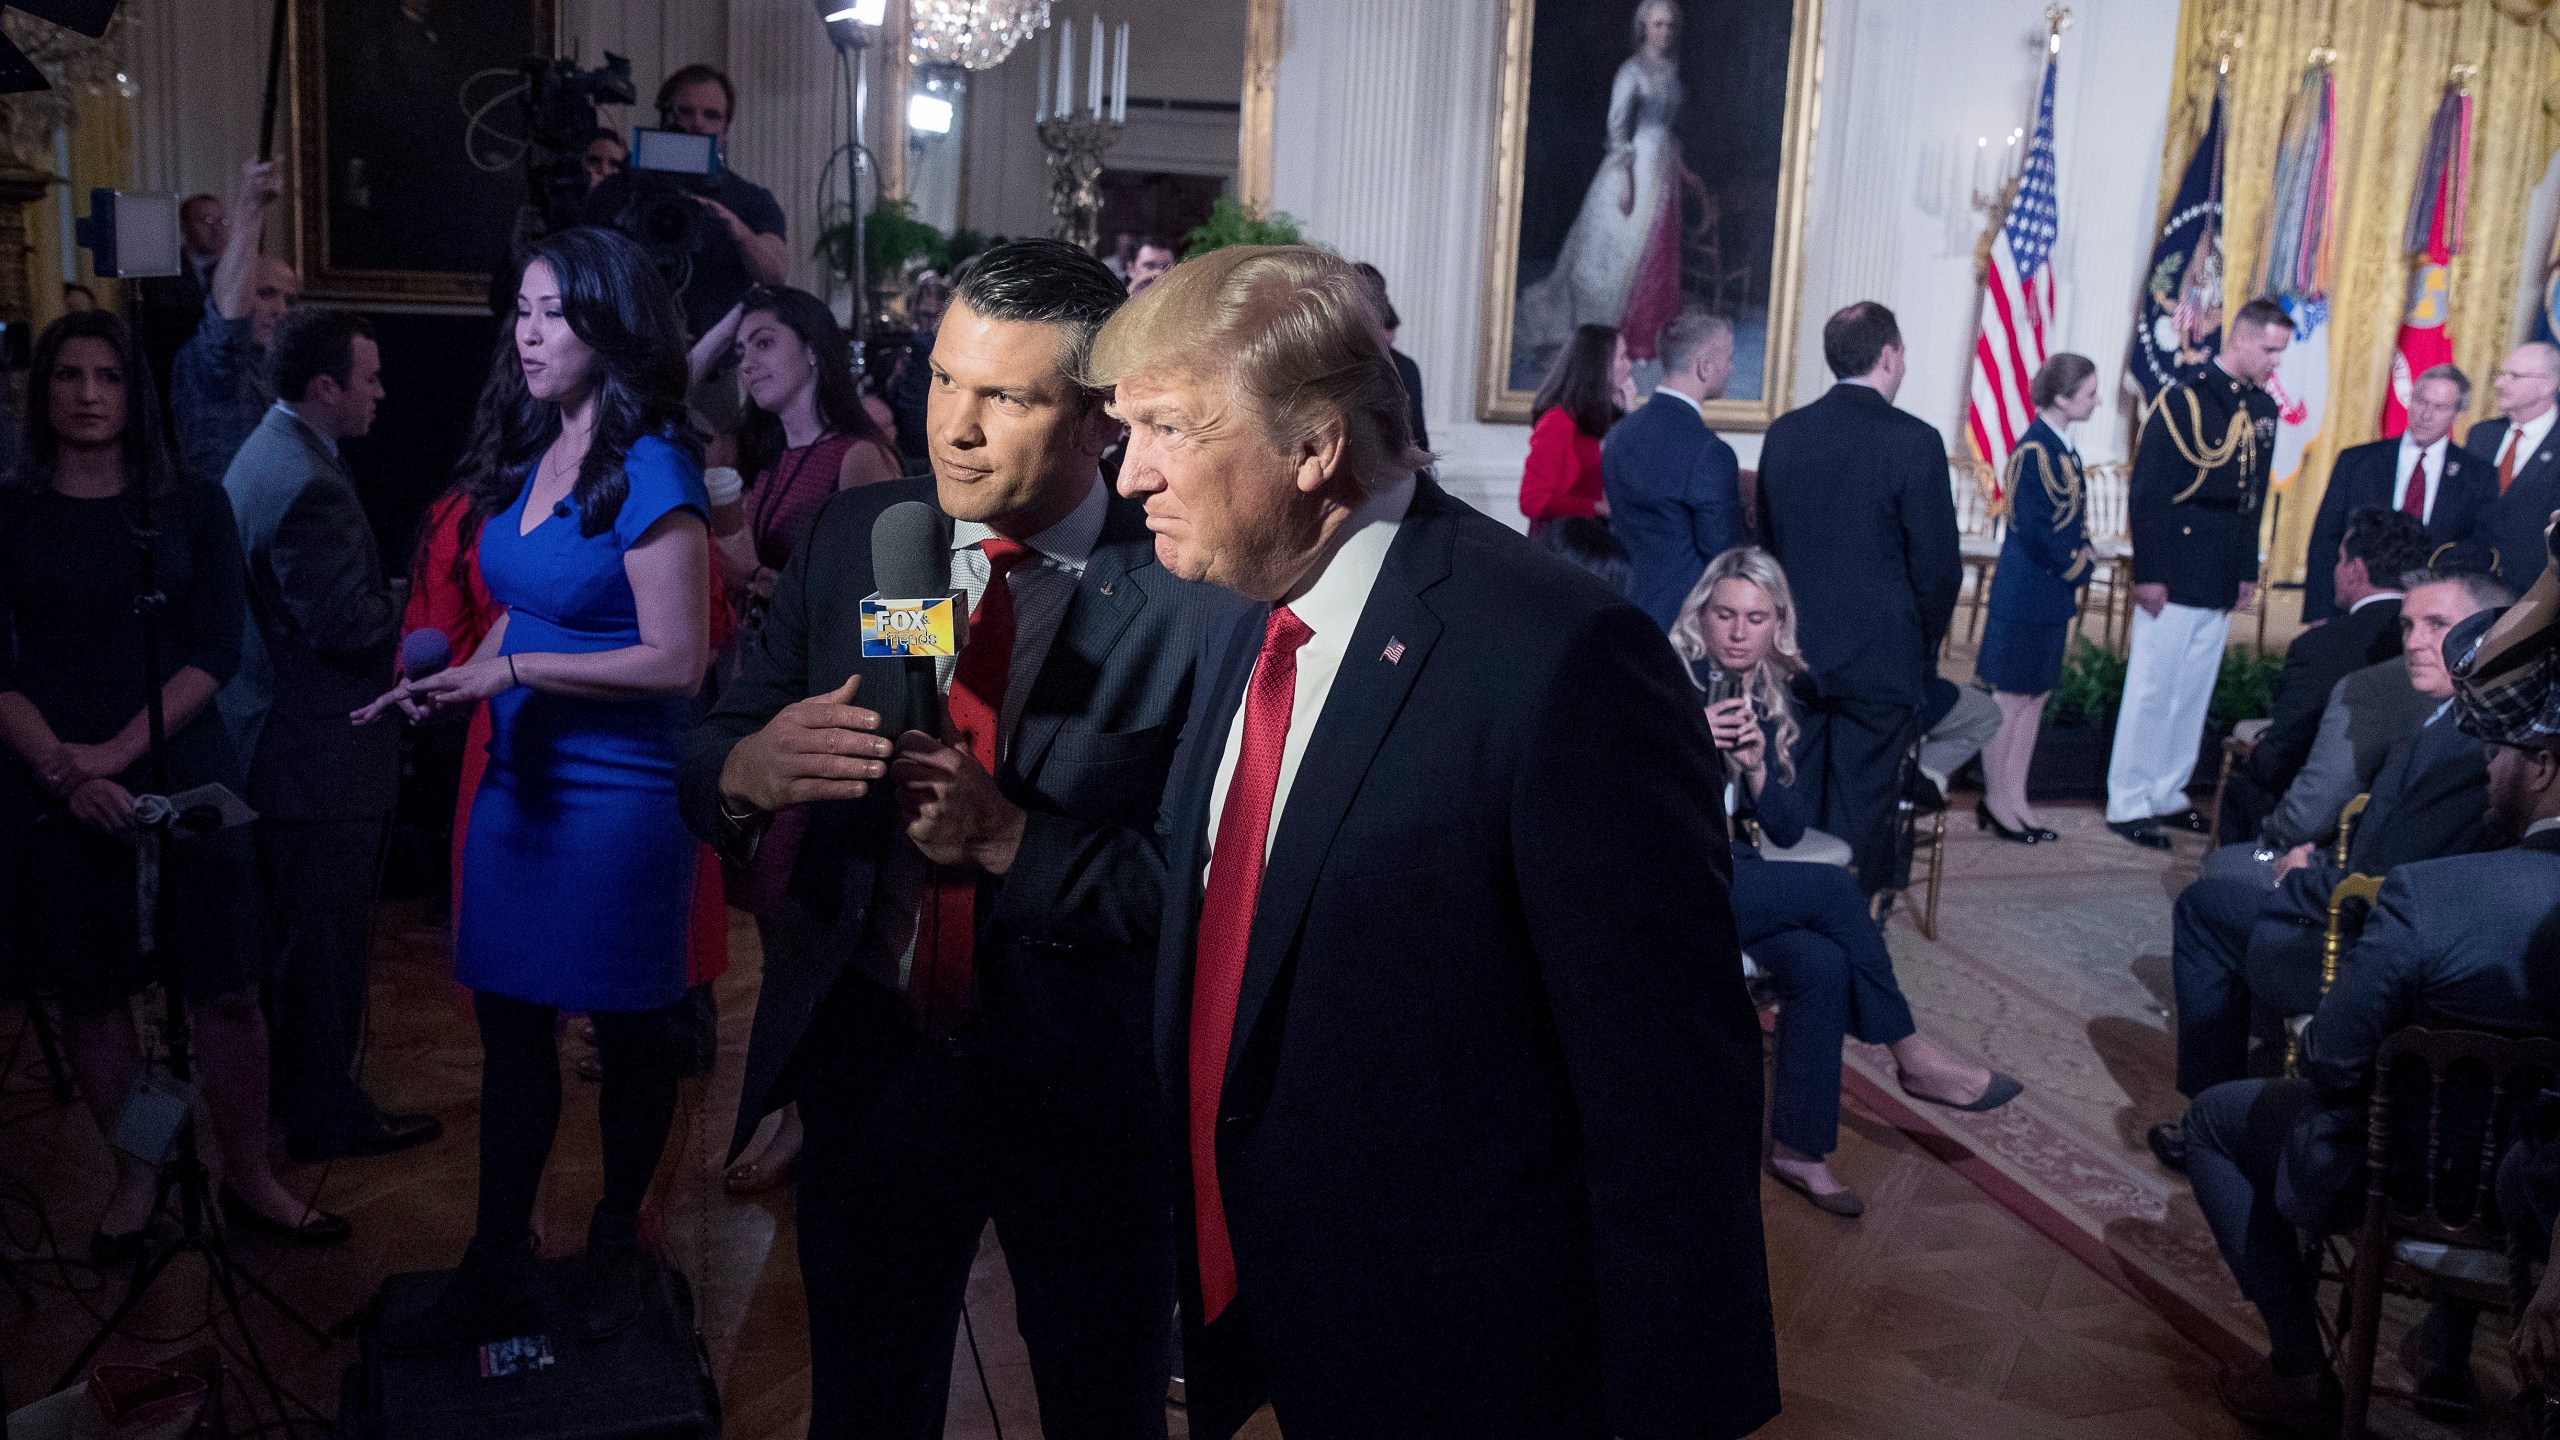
left=1059, top=19, right=1075, bottom=117
left=1088, top=16, right=1104, bottom=117
left=1036, top=27, right=1051, bottom=122
left=1113, top=22, right=1128, bottom=122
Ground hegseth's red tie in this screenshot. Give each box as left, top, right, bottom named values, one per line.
left=2401, top=456, right=2428, bottom=521
left=1189, top=605, right=1313, bottom=1324
left=912, top=537, right=1036, bottom=1033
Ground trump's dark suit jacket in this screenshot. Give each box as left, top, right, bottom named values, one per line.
left=679, top=476, right=1240, bottom=1156
left=1158, top=477, right=1779, bottom=1440
left=2299, top=437, right=2492, bottom=621
left=1754, top=383, right=1960, bottom=710
left=2463, top=415, right=2560, bottom=589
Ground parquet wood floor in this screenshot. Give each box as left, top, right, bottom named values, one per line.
left=3, top=900, right=2248, bottom=1438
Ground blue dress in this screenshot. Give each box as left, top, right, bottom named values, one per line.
left=457, top=435, right=708, bottom=1012
left=1978, top=419, right=2092, bottom=696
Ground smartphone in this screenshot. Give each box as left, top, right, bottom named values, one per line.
left=1705, top=669, right=1746, bottom=708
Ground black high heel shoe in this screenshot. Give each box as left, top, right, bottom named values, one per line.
left=1975, top=800, right=2040, bottom=845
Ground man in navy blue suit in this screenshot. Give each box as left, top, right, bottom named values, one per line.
left=2299, top=364, right=2491, bottom=622
left=1755, top=301, right=1961, bottom=896
left=2461, top=341, right=2560, bottom=590
left=1602, top=305, right=1744, bottom=629
left=1096, top=245, right=1778, bottom=1440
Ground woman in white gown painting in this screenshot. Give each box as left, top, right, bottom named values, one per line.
left=1518, top=0, right=1688, bottom=365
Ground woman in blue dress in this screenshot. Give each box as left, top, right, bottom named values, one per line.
left=1976, top=352, right=2099, bottom=844
left=356, top=228, right=710, bottom=1350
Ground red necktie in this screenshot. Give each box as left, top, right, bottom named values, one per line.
left=912, top=537, right=1036, bottom=1032
left=1188, top=606, right=1313, bottom=1325
left=2501, top=432, right=2521, bottom=495
left=2402, top=455, right=2428, bottom=521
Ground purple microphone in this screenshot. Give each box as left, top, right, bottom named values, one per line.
left=399, top=627, right=452, bottom=682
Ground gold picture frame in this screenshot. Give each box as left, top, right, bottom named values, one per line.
left=288, top=0, right=559, bottom=309
left=1477, top=0, right=1822, bottom=429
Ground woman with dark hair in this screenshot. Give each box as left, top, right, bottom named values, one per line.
left=1674, top=548, right=2019, bottom=1217
left=691, top=287, right=899, bottom=607
left=1520, top=322, right=1632, bottom=529
left=0, top=312, right=346, bottom=1259
left=1976, top=351, right=2100, bottom=843
left=358, top=227, right=711, bottom=1351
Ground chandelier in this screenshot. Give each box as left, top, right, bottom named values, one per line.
left=910, top=0, right=1051, bottom=72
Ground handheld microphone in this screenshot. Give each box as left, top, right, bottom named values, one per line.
left=868, top=501, right=961, bottom=738
left=399, top=627, right=453, bottom=682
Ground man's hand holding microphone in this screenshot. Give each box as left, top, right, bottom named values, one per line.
left=719, top=675, right=896, bottom=811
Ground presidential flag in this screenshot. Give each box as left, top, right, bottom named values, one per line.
left=1965, top=48, right=2060, bottom=494
left=2130, top=85, right=2226, bottom=407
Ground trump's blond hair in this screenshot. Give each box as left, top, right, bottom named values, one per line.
left=1083, top=244, right=1432, bottom=491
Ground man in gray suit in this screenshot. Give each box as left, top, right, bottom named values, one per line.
left=219, top=307, right=439, bottom=1166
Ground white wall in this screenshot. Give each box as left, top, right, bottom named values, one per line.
left=959, top=4, right=1246, bottom=242
left=1265, top=0, right=2180, bottom=528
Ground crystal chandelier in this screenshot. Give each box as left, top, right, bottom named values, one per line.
left=910, top=0, right=1051, bottom=72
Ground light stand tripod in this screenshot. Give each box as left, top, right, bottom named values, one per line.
left=48, top=474, right=326, bottom=1433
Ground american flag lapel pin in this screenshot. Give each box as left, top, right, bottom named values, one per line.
left=1098, top=581, right=1114, bottom=596
left=1382, top=637, right=1405, bottom=665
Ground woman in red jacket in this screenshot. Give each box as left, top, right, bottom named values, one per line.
left=1519, top=322, right=1634, bottom=532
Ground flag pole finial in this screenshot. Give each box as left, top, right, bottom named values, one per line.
left=2307, top=44, right=2338, bottom=68
left=2044, top=4, right=2071, bottom=52
left=2449, top=60, right=2480, bottom=91
left=2213, top=28, right=2245, bottom=76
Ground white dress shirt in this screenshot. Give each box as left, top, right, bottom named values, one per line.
left=2391, top=435, right=2447, bottom=521
left=944, top=472, right=1108, bottom=766
left=2347, top=589, right=2403, bottom=615
left=1204, top=474, right=1417, bottom=871
left=2499, top=406, right=2558, bottom=475
left=2527, top=815, right=2560, bottom=842
left=1652, top=386, right=1706, bottom=419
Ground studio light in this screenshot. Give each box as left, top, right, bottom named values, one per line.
left=824, top=0, right=887, bottom=23
left=907, top=91, right=954, bottom=134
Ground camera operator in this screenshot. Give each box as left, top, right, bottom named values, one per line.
left=584, top=64, right=787, bottom=338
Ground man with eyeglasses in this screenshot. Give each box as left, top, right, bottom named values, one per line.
left=171, top=158, right=304, bottom=490
left=2463, top=342, right=2560, bottom=590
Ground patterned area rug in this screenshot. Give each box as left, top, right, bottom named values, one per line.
left=1860, top=800, right=2523, bottom=1436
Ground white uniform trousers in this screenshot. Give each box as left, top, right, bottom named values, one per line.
left=2104, top=601, right=2229, bottom=824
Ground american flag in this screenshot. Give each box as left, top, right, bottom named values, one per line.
left=1966, top=53, right=2061, bottom=497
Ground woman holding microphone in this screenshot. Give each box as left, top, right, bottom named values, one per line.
left=359, top=227, right=714, bottom=1351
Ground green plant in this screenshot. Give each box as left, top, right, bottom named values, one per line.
left=1181, top=196, right=1309, bottom=257
left=815, top=199, right=948, bottom=283
left=2044, top=637, right=2127, bottom=728
left=2207, top=644, right=2285, bottom=735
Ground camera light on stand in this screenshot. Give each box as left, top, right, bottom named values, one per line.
left=908, top=92, right=955, bottom=135
left=825, top=0, right=888, bottom=23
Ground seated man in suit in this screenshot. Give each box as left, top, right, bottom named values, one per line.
left=2247, top=653, right=2436, bottom=860
left=2216, top=507, right=2427, bottom=843
left=1601, top=304, right=1743, bottom=630
left=2299, top=366, right=2490, bottom=623
left=1094, top=245, right=1779, bottom=1439
left=681, top=240, right=1239, bottom=1440
left=2178, top=668, right=2560, bottom=1429
left=2463, top=342, right=2560, bottom=590
left=1755, top=301, right=1961, bottom=897
left=2154, top=568, right=2509, bottom=1170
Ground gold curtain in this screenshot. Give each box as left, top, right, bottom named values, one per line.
left=2160, top=0, right=2560, bottom=579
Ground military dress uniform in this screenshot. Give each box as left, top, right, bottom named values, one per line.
left=2107, top=362, right=2278, bottom=828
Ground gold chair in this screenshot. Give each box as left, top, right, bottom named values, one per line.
left=2334, top=792, right=2370, bottom=868
left=2285, top=872, right=2384, bottom=1075
left=1882, top=736, right=1948, bottom=941
left=2331, top=1026, right=2560, bottom=1438
left=2077, top=462, right=2134, bottom=654
left=1947, top=455, right=2005, bottom=655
